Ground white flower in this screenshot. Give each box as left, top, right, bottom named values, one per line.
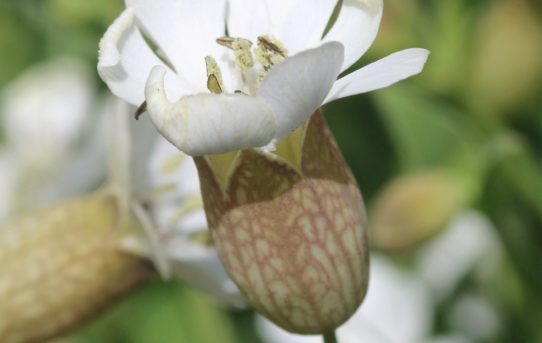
left=415, top=211, right=502, bottom=301
left=144, top=136, right=246, bottom=307
left=98, top=0, right=429, bottom=156
left=0, top=58, right=106, bottom=213
left=103, top=102, right=244, bottom=307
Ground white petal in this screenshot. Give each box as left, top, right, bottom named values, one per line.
left=146, top=66, right=276, bottom=156
left=227, top=0, right=271, bottom=42
left=126, top=0, right=227, bottom=90
left=130, top=202, right=171, bottom=279
left=148, top=137, right=201, bottom=201
left=416, top=211, right=500, bottom=301
left=258, top=42, right=344, bottom=139
left=98, top=9, right=190, bottom=105
left=355, top=255, right=433, bottom=343
left=275, top=0, right=338, bottom=55
left=324, top=48, right=430, bottom=104
left=128, top=115, right=161, bottom=197
left=323, top=0, right=383, bottom=72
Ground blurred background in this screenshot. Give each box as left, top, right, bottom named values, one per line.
left=0, top=0, right=541, bottom=342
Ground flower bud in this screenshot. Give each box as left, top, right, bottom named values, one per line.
left=371, top=171, right=462, bottom=252
left=0, top=190, right=153, bottom=343
left=195, top=111, right=369, bottom=334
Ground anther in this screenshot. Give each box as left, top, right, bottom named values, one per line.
left=217, top=37, right=254, bottom=71
left=257, top=36, right=287, bottom=57
left=205, top=56, right=224, bottom=94
left=207, top=74, right=222, bottom=94
left=254, top=35, right=288, bottom=72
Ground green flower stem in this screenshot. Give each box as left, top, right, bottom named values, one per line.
left=323, top=331, right=338, bottom=343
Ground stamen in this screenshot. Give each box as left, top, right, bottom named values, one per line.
left=216, top=36, right=237, bottom=49
left=254, top=35, right=288, bottom=71
left=217, top=37, right=254, bottom=71
left=205, top=56, right=223, bottom=94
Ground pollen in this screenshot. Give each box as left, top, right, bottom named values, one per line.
left=254, top=35, right=288, bottom=84
left=207, top=35, right=289, bottom=94
left=217, top=37, right=254, bottom=71
left=254, top=35, right=288, bottom=71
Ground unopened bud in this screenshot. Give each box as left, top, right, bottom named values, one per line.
left=0, top=190, right=153, bottom=343
left=371, top=171, right=462, bottom=252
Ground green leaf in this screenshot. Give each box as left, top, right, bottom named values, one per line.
left=72, top=281, right=238, bottom=343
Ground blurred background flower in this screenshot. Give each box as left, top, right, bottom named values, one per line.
left=0, top=57, right=105, bottom=218
left=0, top=0, right=541, bottom=342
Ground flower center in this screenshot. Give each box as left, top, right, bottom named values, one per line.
left=205, top=35, right=288, bottom=96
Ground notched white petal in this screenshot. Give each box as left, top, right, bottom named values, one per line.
left=325, top=48, right=430, bottom=103
left=98, top=9, right=133, bottom=72
left=98, top=9, right=149, bottom=105
left=98, top=9, right=189, bottom=105
left=145, top=66, right=276, bottom=156
left=258, top=42, right=344, bottom=139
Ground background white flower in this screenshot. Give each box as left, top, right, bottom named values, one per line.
left=0, top=57, right=107, bottom=218
left=98, top=0, right=429, bottom=156
left=101, top=101, right=244, bottom=308
left=0, top=57, right=242, bottom=308
left=144, top=136, right=246, bottom=308
left=415, top=211, right=502, bottom=301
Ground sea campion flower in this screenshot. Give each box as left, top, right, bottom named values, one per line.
left=98, top=0, right=429, bottom=335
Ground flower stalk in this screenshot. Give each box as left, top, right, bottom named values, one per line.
left=323, top=331, right=338, bottom=343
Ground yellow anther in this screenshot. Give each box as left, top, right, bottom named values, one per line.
left=254, top=35, right=288, bottom=71
left=216, top=36, right=237, bottom=49
left=205, top=56, right=223, bottom=94
left=217, top=37, right=254, bottom=71
left=207, top=74, right=222, bottom=94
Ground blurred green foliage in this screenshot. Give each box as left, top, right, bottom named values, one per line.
left=1, top=0, right=541, bottom=342
left=71, top=281, right=255, bottom=343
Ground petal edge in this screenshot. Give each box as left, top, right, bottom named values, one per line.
left=324, top=48, right=430, bottom=104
